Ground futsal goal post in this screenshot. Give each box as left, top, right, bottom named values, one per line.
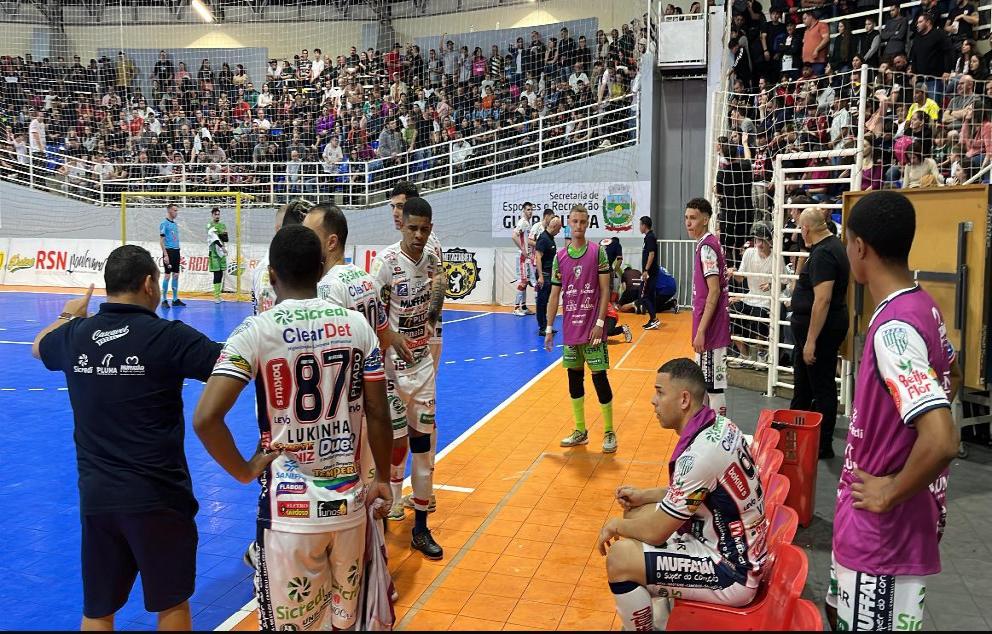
left=119, top=191, right=254, bottom=301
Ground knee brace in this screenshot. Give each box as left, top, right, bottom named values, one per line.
left=567, top=368, right=585, bottom=399
left=591, top=371, right=613, bottom=405
left=409, top=434, right=431, bottom=454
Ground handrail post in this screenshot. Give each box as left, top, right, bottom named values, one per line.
left=270, top=163, right=275, bottom=204
left=448, top=141, right=454, bottom=190
left=539, top=115, right=544, bottom=169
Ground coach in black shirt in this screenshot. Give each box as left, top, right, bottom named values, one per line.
left=33, top=245, right=222, bottom=630
left=790, top=208, right=850, bottom=460
left=535, top=213, right=562, bottom=336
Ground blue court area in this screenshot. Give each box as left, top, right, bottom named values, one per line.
left=0, top=292, right=561, bottom=631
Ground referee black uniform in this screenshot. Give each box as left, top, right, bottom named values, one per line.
left=34, top=245, right=221, bottom=625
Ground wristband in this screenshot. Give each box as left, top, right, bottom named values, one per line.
left=595, top=318, right=605, bottom=327
left=58, top=312, right=76, bottom=322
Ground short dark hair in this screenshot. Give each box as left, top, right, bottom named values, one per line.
left=789, top=194, right=815, bottom=207
left=658, top=357, right=706, bottom=402
left=105, top=244, right=157, bottom=294
left=309, top=203, right=349, bottom=248
left=281, top=199, right=312, bottom=228
left=847, top=191, right=915, bottom=265
left=640, top=216, right=652, bottom=229
left=523, top=201, right=534, bottom=209
left=270, top=225, right=323, bottom=289
left=686, top=197, right=712, bottom=216
left=403, top=196, right=433, bottom=222
left=390, top=180, right=419, bottom=199
left=543, top=208, right=555, bottom=218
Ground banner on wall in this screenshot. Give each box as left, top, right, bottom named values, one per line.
left=491, top=181, right=651, bottom=239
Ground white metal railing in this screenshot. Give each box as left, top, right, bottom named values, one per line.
left=658, top=239, right=696, bottom=308
left=0, top=96, right=638, bottom=207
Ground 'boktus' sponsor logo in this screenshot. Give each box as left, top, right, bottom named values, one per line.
left=724, top=463, right=751, bottom=500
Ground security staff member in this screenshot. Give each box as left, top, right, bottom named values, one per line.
left=790, top=208, right=850, bottom=460
left=535, top=215, right=562, bottom=336
left=32, top=245, right=222, bottom=631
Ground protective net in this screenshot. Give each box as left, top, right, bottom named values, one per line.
left=0, top=0, right=653, bottom=301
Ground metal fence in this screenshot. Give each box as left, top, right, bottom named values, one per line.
left=0, top=95, right=638, bottom=208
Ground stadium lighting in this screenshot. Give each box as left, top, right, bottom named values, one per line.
left=191, top=0, right=215, bottom=23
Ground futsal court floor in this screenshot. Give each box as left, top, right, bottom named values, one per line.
left=0, top=288, right=686, bottom=631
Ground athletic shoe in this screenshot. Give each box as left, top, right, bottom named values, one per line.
left=214, top=297, right=222, bottom=304
left=172, top=299, right=187, bottom=307
left=644, top=319, right=660, bottom=330
left=622, top=324, right=632, bottom=343
left=243, top=541, right=259, bottom=570
left=161, top=300, right=170, bottom=309
left=603, top=431, right=618, bottom=454
left=523, top=308, right=535, bottom=315
left=512, top=307, right=527, bottom=316
left=402, top=493, right=437, bottom=513
left=560, top=429, right=589, bottom=447
left=411, top=528, right=444, bottom=560
left=387, top=502, right=406, bottom=521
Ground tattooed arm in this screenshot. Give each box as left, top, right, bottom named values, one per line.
left=426, top=251, right=447, bottom=325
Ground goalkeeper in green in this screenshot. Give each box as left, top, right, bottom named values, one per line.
left=207, top=207, right=229, bottom=303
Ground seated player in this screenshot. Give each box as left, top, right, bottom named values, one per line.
left=599, top=358, right=768, bottom=629
left=619, top=265, right=678, bottom=315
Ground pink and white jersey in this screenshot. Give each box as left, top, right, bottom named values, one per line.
left=835, top=286, right=954, bottom=576
left=213, top=298, right=385, bottom=533
left=251, top=255, right=276, bottom=315
left=692, top=232, right=732, bottom=350
left=370, top=242, right=440, bottom=373
left=661, top=407, right=768, bottom=588
left=317, top=263, right=388, bottom=334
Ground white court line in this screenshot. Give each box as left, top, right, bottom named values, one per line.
left=435, top=484, right=476, bottom=493
left=614, top=329, right=648, bottom=370
left=0, top=340, right=31, bottom=345
left=215, top=602, right=257, bottom=631
left=442, top=311, right=492, bottom=324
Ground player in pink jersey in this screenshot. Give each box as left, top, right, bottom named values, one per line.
left=685, top=198, right=732, bottom=417
left=826, top=190, right=961, bottom=631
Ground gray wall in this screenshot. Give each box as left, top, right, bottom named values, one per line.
left=653, top=77, right=708, bottom=242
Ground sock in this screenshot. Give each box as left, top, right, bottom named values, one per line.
left=213, top=282, right=221, bottom=299
left=410, top=434, right=433, bottom=523
left=600, top=401, right=614, bottom=433
left=709, top=390, right=727, bottom=418
left=390, top=443, right=408, bottom=507
left=515, top=289, right=525, bottom=307
left=162, top=277, right=169, bottom=299
left=414, top=509, right=428, bottom=533
left=571, top=397, right=587, bottom=433
left=609, top=581, right=654, bottom=631
left=171, top=276, right=179, bottom=301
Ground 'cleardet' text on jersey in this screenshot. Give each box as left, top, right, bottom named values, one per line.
left=212, top=298, right=385, bottom=533
left=370, top=243, right=439, bottom=373
left=661, top=409, right=768, bottom=588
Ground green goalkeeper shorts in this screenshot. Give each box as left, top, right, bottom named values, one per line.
left=562, top=342, right=610, bottom=372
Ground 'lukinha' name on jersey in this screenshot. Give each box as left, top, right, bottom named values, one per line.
left=213, top=298, right=384, bottom=534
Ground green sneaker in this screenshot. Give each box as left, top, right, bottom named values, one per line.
left=561, top=429, right=589, bottom=447
left=387, top=502, right=406, bottom=521
left=603, top=431, right=618, bottom=454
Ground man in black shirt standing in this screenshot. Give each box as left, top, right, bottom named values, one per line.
left=908, top=12, right=954, bottom=102
left=535, top=214, right=562, bottom=336
left=946, top=0, right=979, bottom=49
left=33, top=245, right=224, bottom=631
left=789, top=208, right=850, bottom=459
left=640, top=216, right=660, bottom=330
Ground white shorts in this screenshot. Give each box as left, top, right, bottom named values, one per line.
left=641, top=534, right=758, bottom=607
left=825, top=553, right=927, bottom=631
left=517, top=253, right=532, bottom=290
left=256, top=523, right=366, bottom=631
left=387, top=361, right=436, bottom=439
left=697, top=347, right=728, bottom=391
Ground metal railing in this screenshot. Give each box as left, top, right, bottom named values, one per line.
left=0, top=96, right=638, bottom=207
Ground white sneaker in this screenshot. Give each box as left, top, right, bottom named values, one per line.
left=387, top=502, right=406, bottom=521
left=560, top=429, right=589, bottom=447
left=402, top=493, right=437, bottom=512
left=622, top=324, right=632, bottom=343
left=602, top=431, right=618, bottom=454
left=512, top=307, right=527, bottom=316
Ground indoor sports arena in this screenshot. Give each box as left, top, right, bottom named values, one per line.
left=2, top=0, right=992, bottom=630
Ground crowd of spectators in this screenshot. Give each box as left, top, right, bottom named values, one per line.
left=716, top=0, right=992, bottom=265
left=0, top=15, right=649, bottom=204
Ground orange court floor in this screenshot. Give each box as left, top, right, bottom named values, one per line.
left=228, top=310, right=693, bottom=632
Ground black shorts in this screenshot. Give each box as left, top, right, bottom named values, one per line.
left=81, top=509, right=197, bottom=618
left=164, top=248, right=181, bottom=274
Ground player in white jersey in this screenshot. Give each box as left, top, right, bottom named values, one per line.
left=390, top=181, right=444, bottom=515
left=372, top=196, right=446, bottom=560
left=194, top=225, right=394, bottom=631
left=600, top=358, right=768, bottom=630
left=251, top=199, right=312, bottom=315
left=512, top=201, right=537, bottom=316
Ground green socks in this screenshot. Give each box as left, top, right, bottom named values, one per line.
left=601, top=401, right=614, bottom=433
left=571, top=397, right=587, bottom=432
left=213, top=282, right=222, bottom=299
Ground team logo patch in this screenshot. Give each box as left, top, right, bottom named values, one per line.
left=287, top=576, right=311, bottom=603
left=882, top=326, right=909, bottom=356
left=442, top=248, right=481, bottom=300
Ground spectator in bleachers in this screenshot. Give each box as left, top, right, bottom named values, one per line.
left=901, top=140, right=942, bottom=187
left=801, top=11, right=830, bottom=77
left=856, top=15, right=882, bottom=68
left=944, top=74, right=977, bottom=132
left=946, top=0, right=979, bottom=49
left=908, top=12, right=954, bottom=101
left=906, top=83, right=941, bottom=122
left=880, top=2, right=910, bottom=61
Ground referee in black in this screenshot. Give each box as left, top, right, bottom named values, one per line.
left=32, top=245, right=222, bottom=631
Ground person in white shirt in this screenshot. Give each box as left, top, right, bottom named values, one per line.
left=512, top=202, right=537, bottom=316
left=521, top=80, right=538, bottom=107
left=257, top=84, right=273, bottom=108
left=568, top=62, right=589, bottom=93
left=28, top=110, right=46, bottom=158
left=250, top=200, right=312, bottom=315
left=727, top=221, right=779, bottom=364
left=194, top=224, right=393, bottom=631
left=311, top=48, right=325, bottom=82
left=321, top=136, right=344, bottom=188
